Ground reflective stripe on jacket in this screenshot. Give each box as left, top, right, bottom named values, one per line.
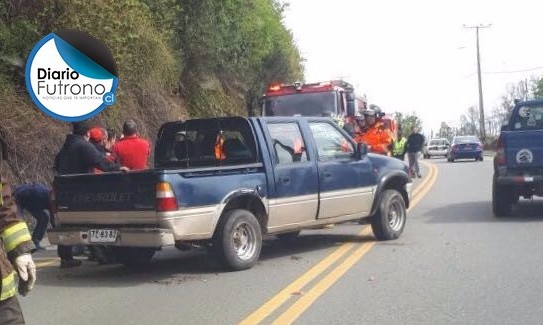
left=2, top=222, right=31, bottom=253
left=392, top=137, right=407, bottom=155
left=0, top=271, right=16, bottom=301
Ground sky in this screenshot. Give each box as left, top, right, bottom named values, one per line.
left=282, top=0, right=543, bottom=135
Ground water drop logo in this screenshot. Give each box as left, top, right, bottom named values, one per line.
left=25, top=30, right=118, bottom=122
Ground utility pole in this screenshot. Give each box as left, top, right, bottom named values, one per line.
left=463, top=24, right=491, bottom=141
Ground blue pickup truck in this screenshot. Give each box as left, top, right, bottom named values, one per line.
left=48, top=116, right=412, bottom=270
left=493, top=99, right=543, bottom=216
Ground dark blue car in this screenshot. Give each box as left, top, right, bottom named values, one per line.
left=447, top=135, right=483, bottom=162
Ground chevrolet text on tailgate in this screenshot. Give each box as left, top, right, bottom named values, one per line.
left=49, top=117, right=413, bottom=270
left=493, top=99, right=543, bottom=217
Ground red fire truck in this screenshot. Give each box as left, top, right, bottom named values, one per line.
left=261, top=80, right=359, bottom=117
left=261, top=80, right=398, bottom=154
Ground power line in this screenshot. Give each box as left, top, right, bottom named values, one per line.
left=462, top=66, right=543, bottom=79
left=485, top=66, right=543, bottom=74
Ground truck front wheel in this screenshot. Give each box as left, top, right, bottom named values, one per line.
left=112, top=247, right=156, bottom=267
left=371, top=189, right=407, bottom=240
left=213, top=209, right=262, bottom=271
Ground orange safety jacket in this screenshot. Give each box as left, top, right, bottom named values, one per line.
left=355, top=121, right=394, bottom=155
left=214, top=135, right=226, bottom=160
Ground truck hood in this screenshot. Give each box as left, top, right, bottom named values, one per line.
left=367, top=153, right=410, bottom=178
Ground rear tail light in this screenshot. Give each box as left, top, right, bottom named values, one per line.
left=156, top=182, right=178, bottom=212
left=495, top=136, right=506, bottom=165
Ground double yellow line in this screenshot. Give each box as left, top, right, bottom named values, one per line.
left=239, top=161, right=439, bottom=325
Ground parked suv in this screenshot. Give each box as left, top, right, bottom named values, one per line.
left=423, top=138, right=450, bottom=159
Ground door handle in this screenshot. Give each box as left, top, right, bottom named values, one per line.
left=323, top=172, right=333, bottom=179
left=279, top=176, right=290, bottom=184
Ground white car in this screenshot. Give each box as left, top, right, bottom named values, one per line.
left=423, top=138, right=450, bottom=158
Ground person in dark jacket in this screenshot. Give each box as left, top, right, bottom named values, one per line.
left=406, top=127, right=425, bottom=178
left=13, top=183, right=52, bottom=250
left=54, top=121, right=125, bottom=268
left=54, top=122, right=121, bottom=175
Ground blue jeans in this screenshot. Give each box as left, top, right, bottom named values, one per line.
left=407, top=152, right=420, bottom=174
left=26, top=209, right=50, bottom=245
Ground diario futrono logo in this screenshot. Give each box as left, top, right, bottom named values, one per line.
left=25, top=30, right=118, bottom=122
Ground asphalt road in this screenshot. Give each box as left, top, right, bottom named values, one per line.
left=20, top=157, right=543, bottom=325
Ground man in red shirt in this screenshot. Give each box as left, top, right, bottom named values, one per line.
left=112, top=119, right=150, bottom=170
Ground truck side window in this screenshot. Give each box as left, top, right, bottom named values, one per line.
left=309, top=122, right=355, bottom=161
left=267, top=123, right=308, bottom=164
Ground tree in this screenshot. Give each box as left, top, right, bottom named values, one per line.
left=532, top=75, right=543, bottom=99
left=459, top=106, right=479, bottom=136
left=394, top=112, right=422, bottom=135
left=438, top=122, right=453, bottom=140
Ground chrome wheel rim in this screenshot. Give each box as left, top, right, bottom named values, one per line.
left=388, top=198, right=405, bottom=232
left=232, top=223, right=257, bottom=260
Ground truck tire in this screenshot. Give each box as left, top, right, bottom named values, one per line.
left=213, top=209, right=262, bottom=271
left=492, top=179, right=514, bottom=217
left=276, top=231, right=301, bottom=240
left=112, top=247, right=156, bottom=267
left=371, top=189, right=406, bottom=240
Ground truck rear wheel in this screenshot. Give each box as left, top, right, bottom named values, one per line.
left=371, top=189, right=406, bottom=240
left=492, top=179, right=514, bottom=217
left=213, top=209, right=262, bottom=271
left=112, top=247, right=156, bottom=267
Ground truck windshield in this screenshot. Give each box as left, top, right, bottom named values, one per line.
left=155, top=117, right=258, bottom=169
left=264, top=91, right=337, bottom=117
left=511, top=105, right=543, bottom=130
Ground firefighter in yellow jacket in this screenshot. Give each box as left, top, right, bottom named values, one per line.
left=0, top=138, right=36, bottom=324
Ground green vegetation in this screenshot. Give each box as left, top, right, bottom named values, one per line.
left=394, top=112, right=423, bottom=136
left=0, top=0, right=303, bottom=182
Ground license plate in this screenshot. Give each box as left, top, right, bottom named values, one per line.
left=89, top=229, right=118, bottom=243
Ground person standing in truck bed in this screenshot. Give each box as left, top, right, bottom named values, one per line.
left=112, top=119, right=151, bottom=170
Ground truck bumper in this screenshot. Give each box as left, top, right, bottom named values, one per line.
left=47, top=227, right=176, bottom=247
left=496, top=175, right=543, bottom=195
left=496, top=175, right=543, bottom=185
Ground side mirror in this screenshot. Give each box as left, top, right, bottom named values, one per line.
left=356, top=142, right=367, bottom=159
left=500, top=125, right=508, bottom=131
left=322, top=111, right=333, bottom=117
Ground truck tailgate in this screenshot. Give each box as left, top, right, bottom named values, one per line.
left=505, top=130, right=543, bottom=169
left=54, top=172, right=158, bottom=225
